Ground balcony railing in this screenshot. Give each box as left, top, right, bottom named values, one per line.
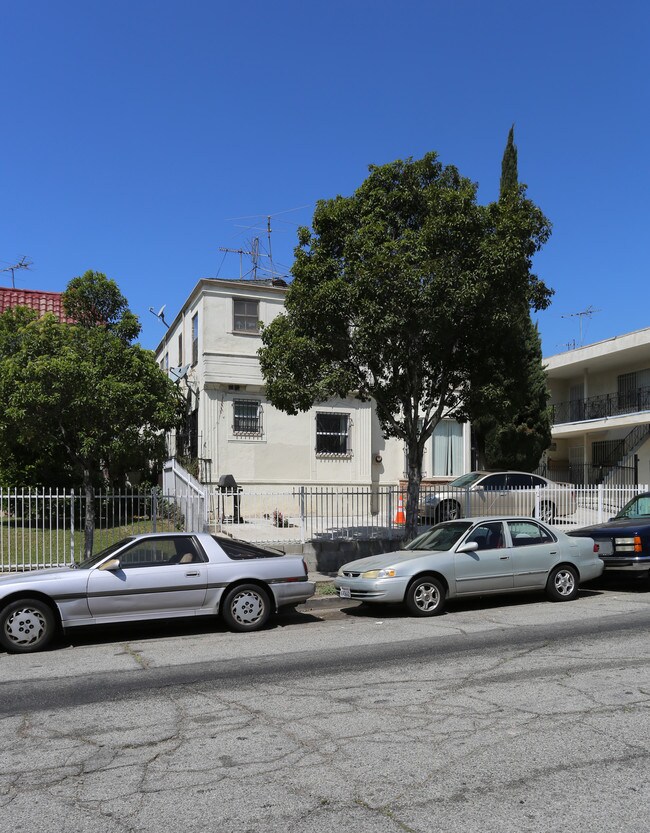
left=552, top=384, right=650, bottom=425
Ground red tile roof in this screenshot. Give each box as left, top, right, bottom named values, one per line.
left=0, top=287, right=75, bottom=322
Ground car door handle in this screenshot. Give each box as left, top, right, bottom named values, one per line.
left=499, top=555, right=510, bottom=560
left=185, top=571, right=200, bottom=577
left=550, top=551, right=557, bottom=555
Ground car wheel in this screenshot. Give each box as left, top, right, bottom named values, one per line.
left=546, top=565, right=579, bottom=602
left=221, top=584, right=271, bottom=632
left=0, top=598, right=56, bottom=653
left=536, top=501, right=556, bottom=524
left=405, top=576, right=446, bottom=617
left=436, top=501, right=461, bottom=522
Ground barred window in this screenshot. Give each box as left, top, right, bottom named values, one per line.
left=233, top=299, right=260, bottom=333
left=316, top=413, right=350, bottom=456
left=233, top=400, right=261, bottom=434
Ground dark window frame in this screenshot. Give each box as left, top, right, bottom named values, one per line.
left=233, top=399, right=262, bottom=435
left=233, top=298, right=260, bottom=333
left=316, top=412, right=351, bottom=457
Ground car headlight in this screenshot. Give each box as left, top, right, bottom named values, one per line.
left=361, top=568, right=396, bottom=579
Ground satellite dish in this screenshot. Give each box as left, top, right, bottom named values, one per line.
left=169, top=364, right=190, bottom=382
left=157, top=304, right=166, bottom=318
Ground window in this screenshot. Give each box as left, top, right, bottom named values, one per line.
left=233, top=400, right=262, bottom=434
left=118, top=537, right=203, bottom=568
left=480, top=473, right=507, bottom=490
left=507, top=473, right=534, bottom=489
left=164, top=353, right=169, bottom=371
left=466, top=522, right=505, bottom=550
left=316, top=413, right=350, bottom=456
left=178, top=333, right=183, bottom=366
left=507, top=521, right=556, bottom=546
left=233, top=299, right=260, bottom=333
left=191, top=313, right=198, bottom=364
left=431, top=420, right=463, bottom=477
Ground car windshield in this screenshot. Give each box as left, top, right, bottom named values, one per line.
left=615, top=495, right=650, bottom=519
left=406, top=522, right=473, bottom=551
left=447, top=472, right=486, bottom=489
left=72, top=538, right=133, bottom=569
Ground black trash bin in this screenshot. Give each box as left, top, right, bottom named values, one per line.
left=218, top=474, right=243, bottom=523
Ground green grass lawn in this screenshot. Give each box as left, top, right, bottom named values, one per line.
left=0, top=518, right=178, bottom=569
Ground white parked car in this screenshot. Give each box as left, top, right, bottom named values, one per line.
left=418, top=471, right=577, bottom=524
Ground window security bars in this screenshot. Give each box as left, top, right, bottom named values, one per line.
left=316, top=413, right=350, bottom=456
left=233, top=400, right=262, bottom=434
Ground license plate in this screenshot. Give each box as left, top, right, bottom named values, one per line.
left=340, top=586, right=351, bottom=599
left=597, top=540, right=613, bottom=555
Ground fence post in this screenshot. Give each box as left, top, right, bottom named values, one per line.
left=299, top=486, right=306, bottom=544
left=597, top=484, right=604, bottom=523
left=152, top=488, right=157, bottom=533
left=70, top=489, right=75, bottom=564
left=534, top=485, right=541, bottom=519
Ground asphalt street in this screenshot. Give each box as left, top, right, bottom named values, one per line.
left=1, top=579, right=650, bottom=833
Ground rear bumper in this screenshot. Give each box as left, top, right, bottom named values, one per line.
left=600, top=556, right=650, bottom=573
left=272, top=580, right=316, bottom=607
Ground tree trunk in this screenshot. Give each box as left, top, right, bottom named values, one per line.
left=83, top=469, right=95, bottom=559
left=404, top=440, right=423, bottom=542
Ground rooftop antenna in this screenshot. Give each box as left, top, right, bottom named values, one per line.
left=561, top=305, right=601, bottom=346
left=219, top=237, right=260, bottom=279
left=266, top=216, right=275, bottom=278
left=149, top=304, right=169, bottom=328
left=1, top=256, right=33, bottom=288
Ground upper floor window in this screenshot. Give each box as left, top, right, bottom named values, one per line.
left=178, top=333, right=183, bottom=366
left=191, top=313, right=198, bottom=364
left=233, top=299, right=260, bottom=333
left=316, top=413, right=350, bottom=456
left=233, top=400, right=262, bottom=435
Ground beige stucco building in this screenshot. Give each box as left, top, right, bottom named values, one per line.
left=154, top=278, right=471, bottom=487
left=544, top=327, right=650, bottom=484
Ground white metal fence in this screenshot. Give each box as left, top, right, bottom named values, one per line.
left=1, top=482, right=647, bottom=570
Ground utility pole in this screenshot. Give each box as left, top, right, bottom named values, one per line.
left=0, top=256, right=33, bottom=288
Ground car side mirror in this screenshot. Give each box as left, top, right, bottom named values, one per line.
left=456, top=541, right=479, bottom=554
left=99, top=558, right=121, bottom=571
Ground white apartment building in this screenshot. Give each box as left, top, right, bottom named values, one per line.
left=154, top=278, right=471, bottom=487
left=544, top=327, right=650, bottom=484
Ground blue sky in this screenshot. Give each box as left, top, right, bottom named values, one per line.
left=2, top=0, right=648, bottom=357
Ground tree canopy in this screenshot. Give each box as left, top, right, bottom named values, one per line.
left=0, top=271, right=185, bottom=554
left=259, top=150, right=552, bottom=538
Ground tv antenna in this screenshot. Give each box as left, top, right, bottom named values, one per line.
left=149, top=304, right=169, bottom=328
left=561, top=305, right=600, bottom=346
left=1, top=256, right=33, bottom=288
left=218, top=237, right=261, bottom=280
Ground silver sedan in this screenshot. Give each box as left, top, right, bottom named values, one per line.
left=334, top=517, right=603, bottom=616
left=0, top=533, right=315, bottom=653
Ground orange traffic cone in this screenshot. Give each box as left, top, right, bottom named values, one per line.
left=394, top=493, right=406, bottom=525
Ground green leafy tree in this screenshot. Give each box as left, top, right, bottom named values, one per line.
left=259, top=152, right=552, bottom=539
left=0, top=271, right=185, bottom=555
left=469, top=127, right=552, bottom=470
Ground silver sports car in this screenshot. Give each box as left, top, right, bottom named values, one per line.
left=334, top=517, right=603, bottom=616
left=0, top=533, right=315, bottom=653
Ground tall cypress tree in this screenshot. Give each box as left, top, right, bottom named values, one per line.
left=500, top=124, right=518, bottom=197
left=470, top=125, right=552, bottom=471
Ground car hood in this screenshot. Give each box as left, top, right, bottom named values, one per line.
left=0, top=566, right=76, bottom=586
left=568, top=518, right=650, bottom=538
left=339, top=549, right=441, bottom=572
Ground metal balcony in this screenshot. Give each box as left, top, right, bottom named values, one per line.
left=552, top=385, right=650, bottom=425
